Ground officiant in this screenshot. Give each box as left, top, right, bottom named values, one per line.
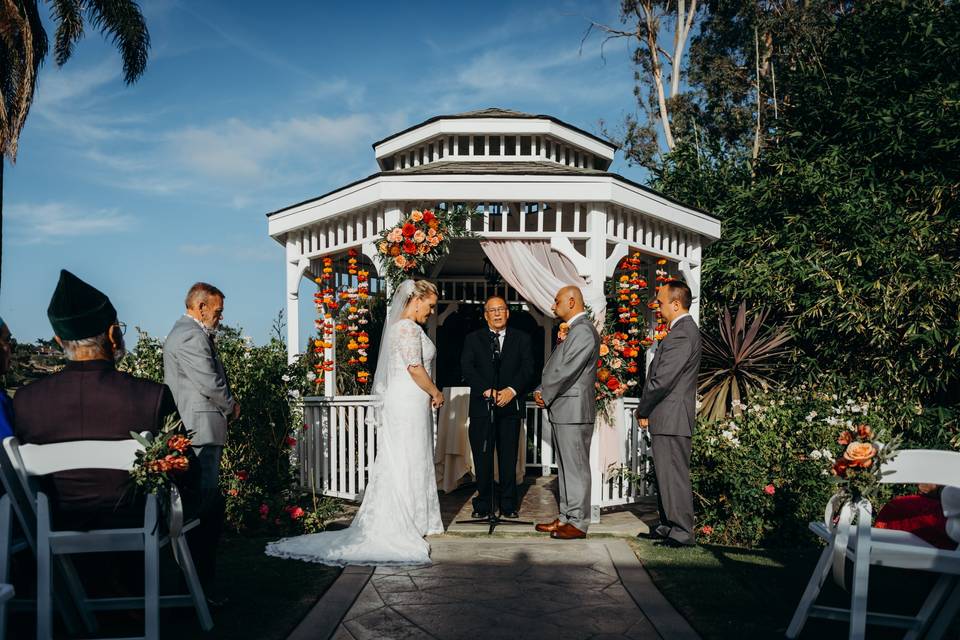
left=460, top=296, right=535, bottom=519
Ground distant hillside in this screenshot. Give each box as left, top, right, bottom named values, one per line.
left=3, top=338, right=64, bottom=393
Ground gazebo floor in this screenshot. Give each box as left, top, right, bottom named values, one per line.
left=328, top=474, right=657, bottom=537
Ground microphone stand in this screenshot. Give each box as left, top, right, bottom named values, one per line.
left=457, top=331, right=532, bottom=534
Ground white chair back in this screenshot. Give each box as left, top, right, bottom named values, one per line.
left=13, top=440, right=142, bottom=477
left=881, top=450, right=960, bottom=487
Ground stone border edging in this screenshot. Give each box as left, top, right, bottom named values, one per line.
left=286, top=565, right=374, bottom=640
left=606, top=540, right=702, bottom=640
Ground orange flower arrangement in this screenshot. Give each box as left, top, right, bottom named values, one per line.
left=376, top=206, right=475, bottom=289
left=827, top=422, right=901, bottom=505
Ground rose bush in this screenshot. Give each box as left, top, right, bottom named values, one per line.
left=689, top=386, right=954, bottom=548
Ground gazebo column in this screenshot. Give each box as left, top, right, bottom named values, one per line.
left=679, top=243, right=703, bottom=325
left=585, top=202, right=607, bottom=524
left=285, top=237, right=310, bottom=363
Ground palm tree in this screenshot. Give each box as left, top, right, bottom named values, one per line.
left=0, top=0, right=150, bottom=294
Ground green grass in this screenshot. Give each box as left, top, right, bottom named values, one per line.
left=630, top=538, right=956, bottom=639
left=8, top=534, right=340, bottom=640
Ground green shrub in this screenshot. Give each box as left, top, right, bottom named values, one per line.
left=690, top=386, right=955, bottom=548
left=119, top=320, right=341, bottom=535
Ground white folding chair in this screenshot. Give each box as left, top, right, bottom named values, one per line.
left=2, top=436, right=213, bottom=640
left=0, top=440, right=92, bottom=637
left=787, top=449, right=960, bottom=640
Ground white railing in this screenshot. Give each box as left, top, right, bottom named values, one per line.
left=298, top=395, right=654, bottom=508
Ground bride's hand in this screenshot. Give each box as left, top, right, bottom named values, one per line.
left=431, top=390, right=444, bottom=409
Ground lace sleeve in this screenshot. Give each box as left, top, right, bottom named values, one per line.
left=394, top=320, right=423, bottom=368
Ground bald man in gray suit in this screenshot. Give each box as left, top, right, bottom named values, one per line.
left=636, top=279, right=701, bottom=547
left=534, top=286, right=601, bottom=540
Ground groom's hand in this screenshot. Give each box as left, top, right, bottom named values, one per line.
left=534, top=390, right=545, bottom=408
left=483, top=389, right=495, bottom=399
left=495, top=387, right=515, bottom=407
left=638, top=416, right=649, bottom=429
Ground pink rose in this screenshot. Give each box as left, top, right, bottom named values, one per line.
left=764, top=484, right=776, bottom=495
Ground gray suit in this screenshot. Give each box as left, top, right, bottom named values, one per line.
left=636, top=315, right=701, bottom=545
left=163, top=314, right=236, bottom=587
left=163, top=315, right=236, bottom=448
left=540, top=313, right=601, bottom=532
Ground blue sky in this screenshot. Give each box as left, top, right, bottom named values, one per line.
left=2, top=0, right=647, bottom=347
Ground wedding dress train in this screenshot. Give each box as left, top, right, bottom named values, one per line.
left=265, top=317, right=443, bottom=566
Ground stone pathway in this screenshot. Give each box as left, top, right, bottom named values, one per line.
left=289, top=475, right=695, bottom=640
left=289, top=537, right=700, bottom=640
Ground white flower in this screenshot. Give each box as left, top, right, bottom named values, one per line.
left=809, top=449, right=823, bottom=460
left=306, top=372, right=317, bottom=382
left=288, top=389, right=301, bottom=398
left=805, top=411, right=818, bottom=422
left=281, top=374, right=291, bottom=382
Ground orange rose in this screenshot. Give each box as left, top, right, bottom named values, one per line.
left=832, top=458, right=850, bottom=477
left=410, top=210, right=424, bottom=222
left=394, top=255, right=407, bottom=268
left=599, top=344, right=610, bottom=356
left=413, top=230, right=426, bottom=243
left=389, top=244, right=401, bottom=257
left=597, top=368, right=610, bottom=382
left=843, top=441, right=877, bottom=467
left=837, top=430, right=854, bottom=445
left=857, top=424, right=873, bottom=439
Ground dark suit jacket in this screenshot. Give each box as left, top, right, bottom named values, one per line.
left=635, top=315, right=702, bottom=436
left=13, top=360, right=177, bottom=524
left=461, top=326, right=535, bottom=418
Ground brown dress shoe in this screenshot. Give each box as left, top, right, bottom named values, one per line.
left=535, top=518, right=562, bottom=533
left=550, top=523, right=587, bottom=540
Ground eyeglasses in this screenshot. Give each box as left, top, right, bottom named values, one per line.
left=116, top=322, right=127, bottom=336
left=485, top=307, right=508, bottom=315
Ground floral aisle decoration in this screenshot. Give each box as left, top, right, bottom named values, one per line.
left=376, top=205, right=476, bottom=289
left=129, top=415, right=193, bottom=519
left=826, top=421, right=901, bottom=509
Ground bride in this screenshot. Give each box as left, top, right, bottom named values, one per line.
left=266, top=279, right=445, bottom=565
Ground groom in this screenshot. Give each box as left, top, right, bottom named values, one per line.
left=534, top=286, right=600, bottom=540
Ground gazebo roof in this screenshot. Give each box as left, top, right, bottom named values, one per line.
left=372, top=107, right=616, bottom=151
left=266, top=161, right=709, bottom=220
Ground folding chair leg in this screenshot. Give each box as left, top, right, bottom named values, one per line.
left=145, top=532, right=160, bottom=640
left=0, top=497, right=10, bottom=637
left=36, top=498, right=52, bottom=640
left=904, top=575, right=957, bottom=640
left=848, top=513, right=872, bottom=640
left=786, top=543, right=832, bottom=638
left=174, top=535, right=213, bottom=631
left=926, top=579, right=960, bottom=640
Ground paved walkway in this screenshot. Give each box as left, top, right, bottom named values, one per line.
left=288, top=476, right=697, bottom=640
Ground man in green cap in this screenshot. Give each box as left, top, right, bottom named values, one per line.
left=13, top=270, right=178, bottom=530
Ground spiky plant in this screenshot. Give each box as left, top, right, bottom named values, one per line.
left=698, top=303, right=792, bottom=422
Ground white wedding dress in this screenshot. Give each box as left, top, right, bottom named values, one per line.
left=265, top=316, right=444, bottom=566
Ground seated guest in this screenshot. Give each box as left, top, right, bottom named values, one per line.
left=13, top=270, right=178, bottom=530
left=1, top=316, right=12, bottom=439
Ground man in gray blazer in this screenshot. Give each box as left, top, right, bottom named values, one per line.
left=164, top=282, right=239, bottom=602
left=534, top=286, right=601, bottom=540
left=635, top=279, right=701, bottom=547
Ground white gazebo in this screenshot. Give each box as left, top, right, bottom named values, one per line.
left=267, top=108, right=721, bottom=521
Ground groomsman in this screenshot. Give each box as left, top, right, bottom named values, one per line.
left=164, top=282, right=238, bottom=603
left=460, top=296, right=535, bottom=518
left=635, top=279, right=701, bottom=547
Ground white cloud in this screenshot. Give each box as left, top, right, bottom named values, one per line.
left=166, top=112, right=379, bottom=183
left=179, top=242, right=274, bottom=262
left=6, top=202, right=136, bottom=243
